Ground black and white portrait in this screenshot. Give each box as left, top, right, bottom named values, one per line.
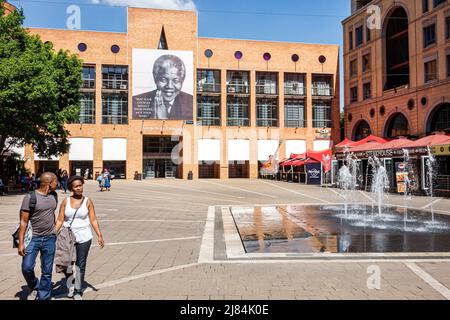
left=132, top=49, right=193, bottom=120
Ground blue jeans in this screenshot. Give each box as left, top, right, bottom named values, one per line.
left=21, top=234, right=56, bottom=300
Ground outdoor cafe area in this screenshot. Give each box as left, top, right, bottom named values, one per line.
left=333, top=134, right=450, bottom=196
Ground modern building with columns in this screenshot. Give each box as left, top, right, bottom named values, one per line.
left=21, top=6, right=339, bottom=180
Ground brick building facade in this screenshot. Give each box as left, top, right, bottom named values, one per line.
left=343, top=0, right=450, bottom=141
left=18, top=6, right=339, bottom=180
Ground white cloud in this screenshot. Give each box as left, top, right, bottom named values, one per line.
left=91, top=0, right=196, bottom=11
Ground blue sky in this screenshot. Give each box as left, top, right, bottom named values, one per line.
left=10, top=0, right=350, bottom=107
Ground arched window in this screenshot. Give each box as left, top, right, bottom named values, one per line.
left=427, top=103, right=450, bottom=134
left=384, top=7, right=409, bottom=91
left=353, top=120, right=372, bottom=141
left=385, top=113, right=409, bottom=138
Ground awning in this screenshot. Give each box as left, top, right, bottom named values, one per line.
left=228, top=139, right=250, bottom=161
left=348, top=141, right=386, bottom=153
left=407, top=134, right=450, bottom=148
left=198, top=139, right=220, bottom=161
left=103, top=138, right=127, bottom=161
left=285, top=140, right=306, bottom=158
left=335, top=138, right=354, bottom=148
left=69, top=138, right=94, bottom=161
left=347, top=135, right=388, bottom=147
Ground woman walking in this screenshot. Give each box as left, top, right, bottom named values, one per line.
left=60, top=171, right=68, bottom=194
left=55, top=176, right=104, bottom=300
left=102, top=169, right=111, bottom=192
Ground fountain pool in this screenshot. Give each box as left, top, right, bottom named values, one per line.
left=231, top=204, right=450, bottom=254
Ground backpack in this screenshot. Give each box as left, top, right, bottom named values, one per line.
left=12, top=190, right=58, bottom=248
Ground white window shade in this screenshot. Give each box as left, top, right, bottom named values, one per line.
left=69, top=138, right=94, bottom=161
left=198, top=139, right=221, bottom=161
left=102, top=138, right=127, bottom=161
left=228, top=140, right=250, bottom=161
left=313, top=140, right=331, bottom=151
left=258, top=140, right=279, bottom=160
left=285, top=140, right=306, bottom=158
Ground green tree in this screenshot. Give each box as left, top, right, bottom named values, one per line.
left=0, top=1, right=82, bottom=161
left=340, top=111, right=345, bottom=141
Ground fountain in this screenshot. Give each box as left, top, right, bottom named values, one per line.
left=402, top=149, right=411, bottom=228
left=368, top=156, right=389, bottom=217
left=426, top=146, right=437, bottom=222
left=338, top=149, right=360, bottom=218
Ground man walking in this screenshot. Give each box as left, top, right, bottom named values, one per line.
left=18, top=172, right=58, bottom=300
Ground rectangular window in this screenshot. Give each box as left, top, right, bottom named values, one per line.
left=256, top=98, right=278, bottom=127
left=102, top=65, right=128, bottom=90
left=227, top=96, right=249, bottom=126
left=312, top=75, right=333, bottom=96
left=363, top=82, right=371, bottom=100
left=102, top=92, right=128, bottom=124
left=82, top=66, right=95, bottom=89
left=284, top=73, right=305, bottom=95
left=423, top=0, right=429, bottom=13
left=312, top=100, right=332, bottom=128
left=197, top=95, right=221, bottom=126
left=447, top=54, right=450, bottom=78
left=433, top=0, right=446, bottom=8
left=227, top=71, right=250, bottom=94
left=362, top=53, right=371, bottom=72
left=355, top=26, right=364, bottom=47
left=79, top=92, right=95, bottom=124
left=285, top=99, right=305, bottom=128
left=350, top=59, right=358, bottom=77
left=423, top=24, right=436, bottom=48
left=256, top=72, right=278, bottom=95
left=349, top=30, right=354, bottom=50
left=424, top=59, right=438, bottom=83
left=350, top=86, right=358, bottom=103
left=446, top=17, right=450, bottom=40
left=197, top=69, right=221, bottom=93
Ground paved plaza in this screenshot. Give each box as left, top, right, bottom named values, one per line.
left=1, top=179, right=450, bottom=300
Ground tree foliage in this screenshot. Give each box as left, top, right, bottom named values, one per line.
left=0, top=1, right=83, bottom=158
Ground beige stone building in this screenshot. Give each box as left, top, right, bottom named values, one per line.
left=343, top=0, right=450, bottom=141
left=21, top=7, right=339, bottom=180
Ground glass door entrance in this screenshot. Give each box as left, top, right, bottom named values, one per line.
left=143, top=136, right=181, bottom=179
left=143, top=159, right=177, bottom=179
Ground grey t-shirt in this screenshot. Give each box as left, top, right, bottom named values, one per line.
left=20, top=192, right=57, bottom=237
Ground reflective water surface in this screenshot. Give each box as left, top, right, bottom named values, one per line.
left=231, top=205, right=450, bottom=253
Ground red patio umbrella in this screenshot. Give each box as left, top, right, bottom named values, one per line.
left=335, top=138, right=354, bottom=148
left=407, top=134, right=450, bottom=148
left=349, top=135, right=388, bottom=147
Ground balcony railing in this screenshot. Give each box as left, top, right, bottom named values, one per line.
left=102, top=115, right=128, bottom=125
left=313, top=119, right=332, bottom=128
left=257, top=118, right=278, bottom=127
left=82, top=80, right=95, bottom=89
left=197, top=117, right=221, bottom=126
left=285, top=119, right=306, bottom=128
left=197, top=83, right=221, bottom=93
left=102, top=80, right=128, bottom=90
left=256, top=85, right=277, bottom=95
left=72, top=115, right=95, bottom=124
left=284, top=85, right=306, bottom=96
left=227, top=84, right=249, bottom=94
left=311, top=87, right=333, bottom=96
left=227, top=118, right=250, bottom=127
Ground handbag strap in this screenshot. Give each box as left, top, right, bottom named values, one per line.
left=68, top=197, right=85, bottom=229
